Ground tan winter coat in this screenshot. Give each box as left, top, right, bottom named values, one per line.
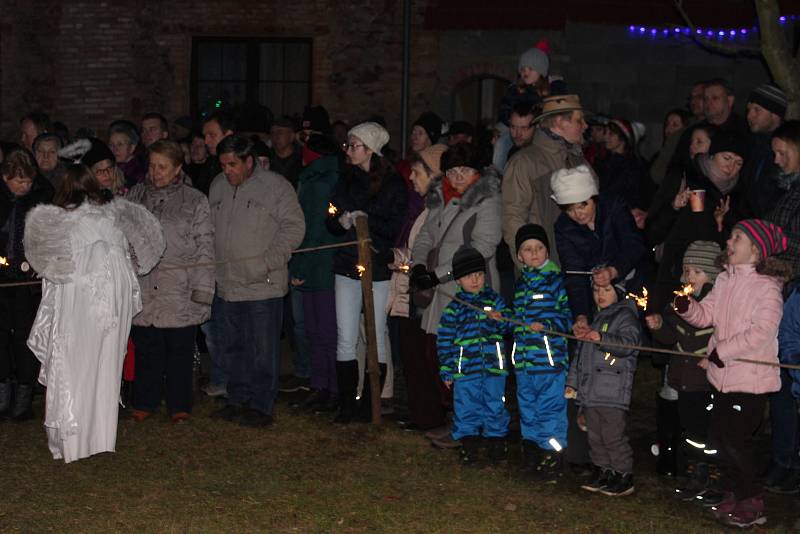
left=209, top=166, right=305, bottom=302
left=127, top=181, right=215, bottom=327
left=501, top=128, right=591, bottom=266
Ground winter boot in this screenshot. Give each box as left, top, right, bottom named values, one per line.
left=357, top=363, right=386, bottom=422
left=485, top=437, right=508, bottom=464
left=581, top=465, right=612, bottom=493
left=521, top=440, right=542, bottom=473
left=600, top=471, right=635, bottom=497
left=531, top=450, right=564, bottom=484
left=334, top=361, right=359, bottom=424
left=0, top=380, right=10, bottom=419
left=460, top=435, right=481, bottom=466
left=11, top=383, right=34, bottom=421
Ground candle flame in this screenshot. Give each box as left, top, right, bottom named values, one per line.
left=627, top=287, right=648, bottom=310
left=356, top=264, right=366, bottom=277
left=327, top=203, right=338, bottom=216
left=673, top=283, right=694, bottom=297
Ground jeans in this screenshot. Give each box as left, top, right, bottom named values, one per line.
left=769, top=368, right=800, bottom=469
left=334, top=275, right=390, bottom=364
left=131, top=325, right=197, bottom=414
left=222, top=297, right=283, bottom=415
left=291, top=287, right=310, bottom=379
left=303, top=290, right=337, bottom=392
left=492, top=128, right=512, bottom=171
left=202, top=295, right=228, bottom=388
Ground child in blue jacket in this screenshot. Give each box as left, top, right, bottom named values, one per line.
left=512, top=224, right=572, bottom=481
left=437, top=246, right=510, bottom=465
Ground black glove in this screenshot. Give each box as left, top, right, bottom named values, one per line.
left=673, top=295, right=690, bottom=314
left=410, top=264, right=440, bottom=290
left=707, top=349, right=725, bottom=368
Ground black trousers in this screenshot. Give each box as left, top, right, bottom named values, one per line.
left=131, top=325, right=197, bottom=414
left=708, top=388, right=767, bottom=500
left=0, top=285, right=41, bottom=385
left=677, top=390, right=713, bottom=463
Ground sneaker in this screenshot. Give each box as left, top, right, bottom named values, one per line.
left=675, top=463, right=710, bottom=502
left=721, top=496, right=767, bottom=528
left=424, top=424, right=452, bottom=441
left=431, top=434, right=462, bottom=450
left=708, top=492, right=736, bottom=519
left=279, top=375, right=310, bottom=393
left=201, top=383, right=228, bottom=397
left=581, top=466, right=611, bottom=493
left=700, top=489, right=730, bottom=508
left=209, top=404, right=243, bottom=422
left=131, top=409, right=153, bottom=422
left=238, top=409, right=274, bottom=428
left=600, top=471, right=635, bottom=497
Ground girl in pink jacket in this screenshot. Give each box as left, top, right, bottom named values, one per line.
left=675, top=219, right=791, bottom=528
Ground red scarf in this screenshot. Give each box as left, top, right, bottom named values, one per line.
left=442, top=179, right=464, bottom=206
left=302, top=144, right=322, bottom=167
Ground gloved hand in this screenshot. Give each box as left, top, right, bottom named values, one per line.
left=673, top=295, right=691, bottom=314
left=707, top=349, right=725, bottom=368
left=410, top=264, right=440, bottom=290
left=338, top=211, right=354, bottom=230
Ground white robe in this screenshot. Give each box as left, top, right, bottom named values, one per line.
left=24, top=199, right=165, bottom=463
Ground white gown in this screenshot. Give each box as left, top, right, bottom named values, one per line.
left=24, top=199, right=165, bottom=463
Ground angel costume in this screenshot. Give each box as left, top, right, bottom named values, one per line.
left=24, top=198, right=165, bottom=463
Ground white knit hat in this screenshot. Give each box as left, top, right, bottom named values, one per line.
left=348, top=122, right=390, bottom=157
left=550, top=165, right=598, bottom=205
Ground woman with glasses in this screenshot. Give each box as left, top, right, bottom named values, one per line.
left=108, top=120, right=146, bottom=188
left=325, top=122, right=407, bottom=424
left=61, top=137, right=128, bottom=196
left=409, top=142, right=503, bottom=445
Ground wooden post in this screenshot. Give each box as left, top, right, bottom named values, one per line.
left=355, top=216, right=381, bottom=424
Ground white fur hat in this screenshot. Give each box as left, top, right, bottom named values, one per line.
left=550, top=164, right=598, bottom=205
left=348, top=122, right=390, bottom=157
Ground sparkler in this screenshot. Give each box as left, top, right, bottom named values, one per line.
left=398, top=264, right=410, bottom=273
left=327, top=202, right=339, bottom=216
left=0, top=256, right=8, bottom=267
left=356, top=264, right=366, bottom=277
left=626, top=287, right=648, bottom=310
left=673, top=283, right=694, bottom=297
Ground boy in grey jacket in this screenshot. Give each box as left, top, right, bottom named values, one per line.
left=566, top=283, right=641, bottom=497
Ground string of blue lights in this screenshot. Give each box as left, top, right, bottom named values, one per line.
left=627, top=15, right=796, bottom=39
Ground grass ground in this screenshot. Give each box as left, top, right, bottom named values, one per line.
left=1, top=357, right=797, bottom=533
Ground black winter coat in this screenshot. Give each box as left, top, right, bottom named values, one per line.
left=555, top=192, right=647, bottom=320
left=326, top=165, right=408, bottom=281
left=595, top=152, right=655, bottom=210
left=0, top=175, right=54, bottom=280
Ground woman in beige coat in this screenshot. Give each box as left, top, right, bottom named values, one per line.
left=126, top=140, right=215, bottom=423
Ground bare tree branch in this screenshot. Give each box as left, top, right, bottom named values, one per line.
left=673, top=0, right=762, bottom=57
left=755, top=0, right=800, bottom=118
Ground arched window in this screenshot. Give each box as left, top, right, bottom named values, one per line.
left=451, top=75, right=511, bottom=128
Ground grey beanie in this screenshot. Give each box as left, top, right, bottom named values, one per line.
left=518, top=47, right=549, bottom=76
left=682, top=241, right=722, bottom=283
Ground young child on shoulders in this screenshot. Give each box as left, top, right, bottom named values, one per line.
left=437, top=246, right=510, bottom=465
left=511, top=224, right=572, bottom=482
left=646, top=241, right=720, bottom=498
left=566, top=283, right=641, bottom=497
left=675, top=219, right=789, bottom=528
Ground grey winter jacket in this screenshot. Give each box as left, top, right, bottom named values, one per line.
left=127, top=181, right=215, bottom=327
left=411, top=168, right=503, bottom=334
left=209, top=166, right=305, bottom=302
left=566, top=299, right=641, bottom=410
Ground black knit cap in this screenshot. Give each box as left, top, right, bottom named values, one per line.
left=515, top=223, right=550, bottom=254
left=302, top=105, right=331, bottom=135
left=413, top=111, right=443, bottom=145
left=81, top=137, right=115, bottom=168
left=440, top=141, right=483, bottom=172
left=452, top=246, right=486, bottom=280
left=708, top=131, right=748, bottom=159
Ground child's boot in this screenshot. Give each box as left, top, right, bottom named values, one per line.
left=600, top=471, right=635, bottom=497
left=676, top=462, right=709, bottom=501
left=532, top=449, right=563, bottom=484
left=520, top=440, right=541, bottom=473
left=460, top=435, right=481, bottom=466
left=581, top=465, right=611, bottom=492
left=486, top=437, right=507, bottom=464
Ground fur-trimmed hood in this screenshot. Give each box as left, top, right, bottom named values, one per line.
left=425, top=166, right=501, bottom=210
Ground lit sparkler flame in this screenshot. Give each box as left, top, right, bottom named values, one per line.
left=673, top=283, right=694, bottom=297
left=398, top=264, right=410, bottom=273
left=356, top=264, right=366, bottom=277
left=626, top=287, right=648, bottom=310
left=327, top=202, right=339, bottom=216
left=0, top=256, right=8, bottom=267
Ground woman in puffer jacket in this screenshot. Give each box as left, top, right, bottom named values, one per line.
left=126, top=140, right=215, bottom=423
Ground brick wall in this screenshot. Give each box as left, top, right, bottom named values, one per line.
left=0, top=0, right=441, bottom=149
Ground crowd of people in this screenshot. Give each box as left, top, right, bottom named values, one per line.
left=1, top=39, right=800, bottom=528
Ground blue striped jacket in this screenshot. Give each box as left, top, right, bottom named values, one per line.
left=511, top=260, right=572, bottom=373
left=437, top=286, right=510, bottom=383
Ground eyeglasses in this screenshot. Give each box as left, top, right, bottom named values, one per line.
left=94, top=165, right=114, bottom=177
left=343, top=143, right=366, bottom=152
left=565, top=201, right=590, bottom=216
left=445, top=166, right=476, bottom=180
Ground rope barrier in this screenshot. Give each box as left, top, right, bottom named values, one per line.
left=435, top=287, right=800, bottom=371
